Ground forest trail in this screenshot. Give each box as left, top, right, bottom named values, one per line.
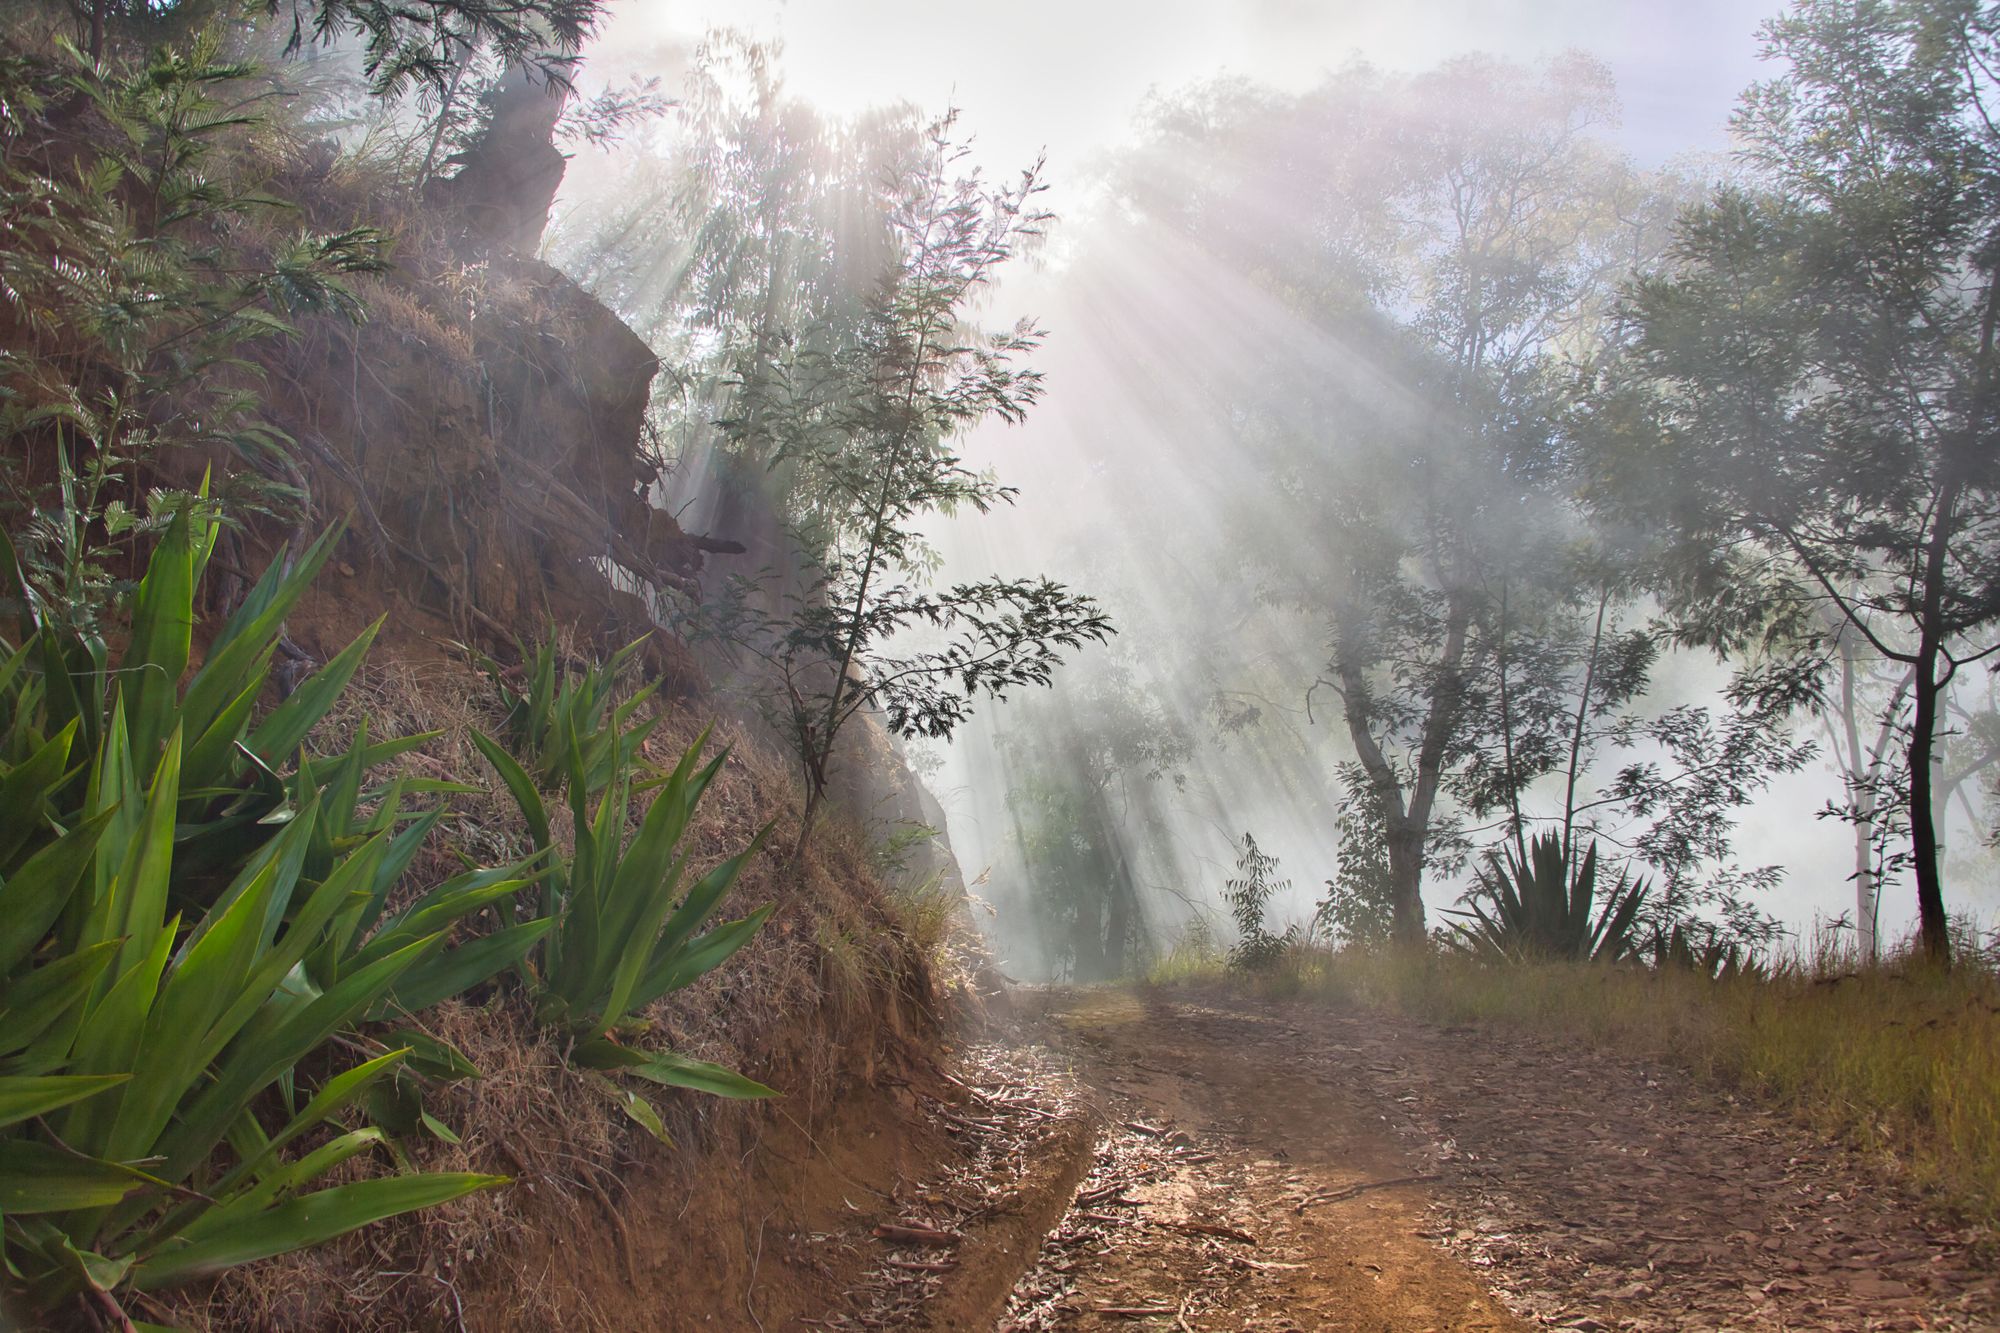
left=991, top=988, right=1526, bottom=1332
left=823, top=988, right=1999, bottom=1331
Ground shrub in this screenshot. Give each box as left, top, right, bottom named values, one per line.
left=1225, top=832, right=1296, bottom=972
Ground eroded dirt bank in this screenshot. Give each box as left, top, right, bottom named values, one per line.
left=807, top=987, right=1998, bottom=1331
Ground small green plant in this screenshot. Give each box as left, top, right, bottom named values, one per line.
left=1445, top=833, right=1648, bottom=963
left=474, top=629, right=658, bottom=796
left=474, top=722, right=778, bottom=1130
left=1225, top=832, right=1295, bottom=972
left=1648, top=921, right=1766, bottom=982
left=290, top=730, right=554, bottom=1019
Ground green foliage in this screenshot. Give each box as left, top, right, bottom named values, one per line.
left=1002, top=768, right=1151, bottom=982
left=0, top=514, right=509, bottom=1320
left=288, top=730, right=551, bottom=1022
left=1101, top=55, right=1687, bottom=945
left=1225, top=833, right=1296, bottom=972
left=1445, top=833, right=1649, bottom=963
left=984, top=648, right=1196, bottom=980
left=0, top=493, right=382, bottom=869
left=677, top=110, right=1112, bottom=849
left=475, top=630, right=658, bottom=797
left=0, top=490, right=551, bottom=1032
left=261, top=0, right=605, bottom=98
left=1319, top=767, right=1436, bottom=948
left=1584, top=0, right=2000, bottom=959
left=474, top=722, right=778, bottom=1123
left=0, top=35, right=386, bottom=631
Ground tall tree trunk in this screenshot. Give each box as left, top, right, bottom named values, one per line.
left=1836, top=638, right=1879, bottom=962
left=1384, top=819, right=1427, bottom=944
left=1853, top=799, right=1878, bottom=962
left=1072, top=883, right=1106, bottom=982
left=1909, top=662, right=1949, bottom=963
left=1908, top=475, right=1962, bottom=965
left=1333, top=593, right=1475, bottom=947
left=1560, top=586, right=1610, bottom=868
left=1494, top=579, right=1528, bottom=864
left=1932, top=747, right=1950, bottom=876
left=1104, top=877, right=1132, bottom=978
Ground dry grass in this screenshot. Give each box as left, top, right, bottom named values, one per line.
left=152, top=647, right=957, bottom=1330
left=1152, top=933, right=2000, bottom=1230
left=177, top=1001, right=615, bottom=1331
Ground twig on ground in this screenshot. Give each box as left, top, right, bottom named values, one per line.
left=872, top=1222, right=962, bottom=1247
left=1295, top=1174, right=1436, bottom=1212
left=1158, top=1219, right=1258, bottom=1244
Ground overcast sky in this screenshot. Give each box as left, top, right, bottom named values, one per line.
left=596, top=0, right=1789, bottom=182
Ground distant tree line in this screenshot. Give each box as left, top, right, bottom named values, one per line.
left=995, top=0, right=2000, bottom=968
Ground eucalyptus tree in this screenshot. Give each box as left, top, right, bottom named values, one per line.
left=554, top=56, right=1113, bottom=848
left=1586, top=0, right=2000, bottom=962
left=692, top=115, right=1112, bottom=850
left=1116, top=55, right=1682, bottom=941
left=556, top=38, right=921, bottom=558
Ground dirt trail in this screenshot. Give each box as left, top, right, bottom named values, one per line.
left=996, top=988, right=1525, bottom=1332
left=814, top=986, right=1998, bottom=1332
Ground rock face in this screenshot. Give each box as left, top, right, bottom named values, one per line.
left=241, top=72, right=732, bottom=682
left=433, top=66, right=571, bottom=255
left=268, top=240, right=709, bottom=681
left=276, top=58, right=970, bottom=867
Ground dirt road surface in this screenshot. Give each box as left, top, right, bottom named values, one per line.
left=821, top=987, right=1997, bottom=1331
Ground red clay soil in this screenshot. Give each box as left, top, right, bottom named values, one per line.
left=993, top=988, right=1529, bottom=1333
left=980, top=988, right=2000, bottom=1333
left=801, top=986, right=1998, bottom=1331
left=184, top=981, right=1997, bottom=1330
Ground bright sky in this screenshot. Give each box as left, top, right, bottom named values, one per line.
left=578, top=1, right=1992, bottom=949
left=597, top=0, right=1788, bottom=181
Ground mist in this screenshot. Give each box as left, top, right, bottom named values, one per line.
left=553, top=0, right=2000, bottom=981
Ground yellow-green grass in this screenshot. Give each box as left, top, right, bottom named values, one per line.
left=1150, top=940, right=2000, bottom=1228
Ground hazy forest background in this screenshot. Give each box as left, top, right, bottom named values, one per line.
left=554, top=0, right=2000, bottom=981
left=5, top=0, right=2000, bottom=1325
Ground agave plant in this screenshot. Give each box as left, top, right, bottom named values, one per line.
left=474, top=723, right=777, bottom=1121
left=1446, top=833, right=1649, bottom=964
left=1, top=494, right=392, bottom=898
left=290, top=728, right=553, bottom=1019
left=3, top=501, right=544, bottom=1013
left=0, top=515, right=510, bottom=1322
left=475, top=630, right=659, bottom=797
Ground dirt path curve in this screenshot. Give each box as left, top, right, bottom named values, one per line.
left=822, top=986, right=1997, bottom=1331
left=995, top=987, right=1527, bottom=1333
left=999, top=987, right=1999, bottom=1333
